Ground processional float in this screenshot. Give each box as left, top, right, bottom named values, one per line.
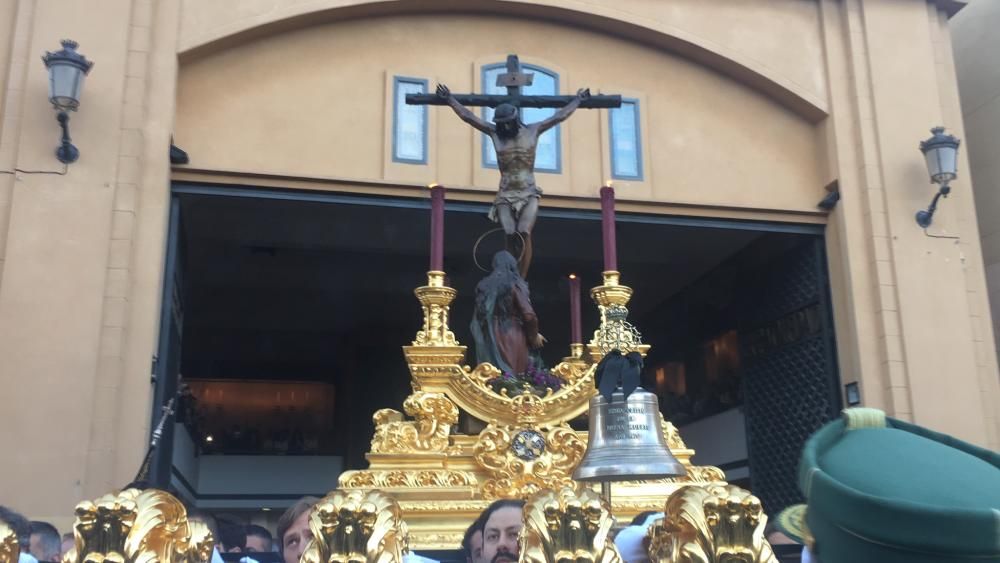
left=0, top=54, right=778, bottom=563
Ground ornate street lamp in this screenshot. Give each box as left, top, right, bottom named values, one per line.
left=42, top=40, right=93, bottom=164
left=916, top=126, right=961, bottom=228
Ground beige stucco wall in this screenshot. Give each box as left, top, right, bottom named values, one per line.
left=0, top=0, right=996, bottom=525
left=175, top=14, right=824, bottom=213
left=952, top=0, right=1000, bottom=364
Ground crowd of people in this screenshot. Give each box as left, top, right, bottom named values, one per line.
left=0, top=503, right=280, bottom=563
left=3, top=407, right=998, bottom=563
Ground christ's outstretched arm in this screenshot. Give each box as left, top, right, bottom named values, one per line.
left=437, top=84, right=494, bottom=134
left=536, top=88, right=591, bottom=133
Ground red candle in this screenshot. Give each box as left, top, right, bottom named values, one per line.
left=569, top=274, right=582, bottom=343
left=600, top=184, right=618, bottom=271
left=429, top=184, right=445, bottom=271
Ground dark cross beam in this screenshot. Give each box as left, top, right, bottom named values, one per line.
left=406, top=54, right=621, bottom=109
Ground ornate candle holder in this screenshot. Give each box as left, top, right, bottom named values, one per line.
left=404, top=270, right=466, bottom=367
left=586, top=271, right=650, bottom=361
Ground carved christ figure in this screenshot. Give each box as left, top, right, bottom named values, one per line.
left=436, top=84, right=590, bottom=274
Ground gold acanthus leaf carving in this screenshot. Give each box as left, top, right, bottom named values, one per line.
left=339, top=470, right=478, bottom=489
left=648, top=485, right=777, bottom=563
left=301, top=490, right=409, bottom=563
left=474, top=423, right=587, bottom=500
left=370, top=391, right=460, bottom=454
left=520, top=487, right=622, bottom=563
left=65, top=488, right=210, bottom=563
left=661, top=419, right=687, bottom=450
left=0, top=521, right=18, bottom=563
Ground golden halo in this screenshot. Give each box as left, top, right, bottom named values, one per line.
left=473, top=228, right=526, bottom=272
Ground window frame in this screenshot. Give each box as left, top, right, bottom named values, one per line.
left=608, top=97, right=643, bottom=181
left=391, top=75, right=429, bottom=165
left=479, top=62, right=562, bottom=173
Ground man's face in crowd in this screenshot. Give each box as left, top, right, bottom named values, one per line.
left=246, top=534, right=272, bottom=553
left=29, top=533, right=57, bottom=562
left=481, top=507, right=522, bottom=563
left=467, top=529, right=483, bottom=563
left=282, top=510, right=313, bottom=563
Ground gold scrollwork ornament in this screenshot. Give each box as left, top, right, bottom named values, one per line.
left=648, top=485, right=777, bottom=563
left=301, top=490, right=409, bottom=563
left=474, top=422, right=587, bottom=499
left=64, top=488, right=211, bottom=563
left=339, top=470, right=477, bottom=489
left=370, top=391, right=460, bottom=454
left=520, top=487, right=622, bottom=563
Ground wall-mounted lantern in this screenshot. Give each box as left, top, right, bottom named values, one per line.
left=42, top=40, right=93, bottom=164
left=916, top=126, right=961, bottom=228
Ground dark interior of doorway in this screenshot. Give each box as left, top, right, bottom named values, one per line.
left=173, top=187, right=838, bottom=501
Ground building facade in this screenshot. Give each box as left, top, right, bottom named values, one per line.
left=952, top=0, right=1000, bottom=368
left=1, top=0, right=997, bottom=529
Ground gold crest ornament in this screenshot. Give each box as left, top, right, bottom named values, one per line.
left=65, top=488, right=211, bottom=563
left=519, top=487, right=622, bottom=563
left=301, top=490, right=409, bottom=563
left=474, top=423, right=586, bottom=499
left=648, top=485, right=777, bottom=563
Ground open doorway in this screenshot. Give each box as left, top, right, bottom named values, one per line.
left=154, top=183, right=839, bottom=515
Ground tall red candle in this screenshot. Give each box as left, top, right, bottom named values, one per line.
left=600, top=185, right=618, bottom=271
left=569, top=274, right=582, bottom=343
left=429, top=184, right=445, bottom=271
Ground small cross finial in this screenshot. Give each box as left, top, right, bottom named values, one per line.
left=496, top=54, right=534, bottom=98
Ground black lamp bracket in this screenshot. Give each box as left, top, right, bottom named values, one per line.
left=915, top=183, right=950, bottom=228
left=55, top=110, right=79, bottom=164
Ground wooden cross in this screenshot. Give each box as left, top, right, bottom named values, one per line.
left=406, top=54, right=621, bottom=109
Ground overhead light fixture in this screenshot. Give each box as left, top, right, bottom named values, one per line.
left=915, top=127, right=960, bottom=228
left=42, top=40, right=93, bottom=164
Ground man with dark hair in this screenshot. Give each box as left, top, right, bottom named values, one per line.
left=460, top=517, right=484, bottom=563
left=244, top=525, right=272, bottom=554
left=479, top=499, right=525, bottom=563
left=217, top=519, right=247, bottom=553
left=276, top=497, right=318, bottom=563
left=28, top=522, right=60, bottom=563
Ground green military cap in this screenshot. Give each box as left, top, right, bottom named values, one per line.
left=776, top=407, right=1000, bottom=562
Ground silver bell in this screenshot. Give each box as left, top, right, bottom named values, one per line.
left=574, top=387, right=686, bottom=482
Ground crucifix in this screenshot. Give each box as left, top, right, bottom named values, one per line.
left=407, top=54, right=621, bottom=276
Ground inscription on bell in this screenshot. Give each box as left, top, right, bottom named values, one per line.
left=605, top=403, right=651, bottom=440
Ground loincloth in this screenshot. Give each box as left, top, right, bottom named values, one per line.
left=488, top=185, right=542, bottom=223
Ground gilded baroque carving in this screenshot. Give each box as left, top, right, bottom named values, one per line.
left=65, top=488, right=210, bottom=563
left=520, top=487, right=622, bottom=563
left=183, top=522, right=215, bottom=563
left=301, top=490, right=409, bottom=563
left=0, top=521, right=18, bottom=563
left=648, top=485, right=777, bottom=563
left=661, top=419, right=686, bottom=450
left=339, top=470, right=477, bottom=489
left=474, top=423, right=587, bottom=499
left=447, top=362, right=596, bottom=427
left=370, top=392, right=460, bottom=454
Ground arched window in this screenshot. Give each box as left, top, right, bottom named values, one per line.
left=481, top=62, right=561, bottom=172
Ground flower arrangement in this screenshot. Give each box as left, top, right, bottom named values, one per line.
left=488, top=365, right=564, bottom=397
